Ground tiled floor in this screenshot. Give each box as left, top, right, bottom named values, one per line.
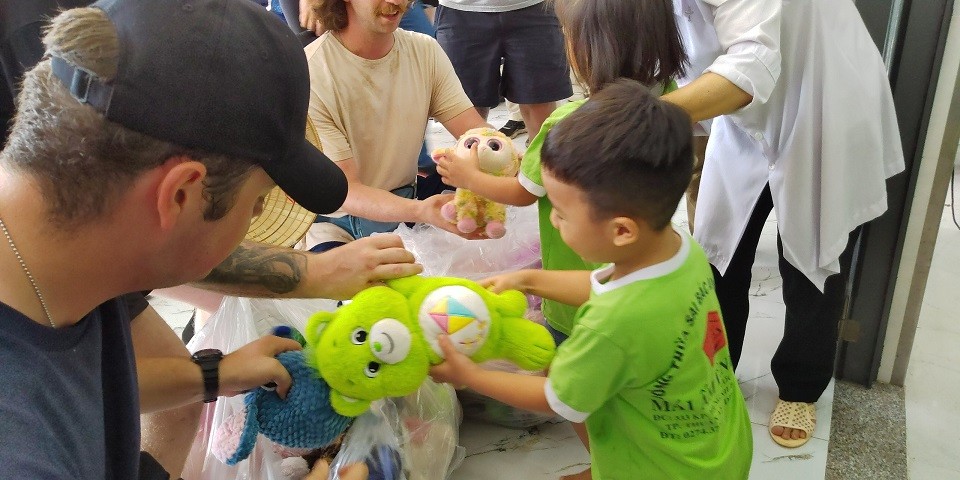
left=162, top=102, right=960, bottom=479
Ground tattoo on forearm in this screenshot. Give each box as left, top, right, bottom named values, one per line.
left=200, top=242, right=307, bottom=294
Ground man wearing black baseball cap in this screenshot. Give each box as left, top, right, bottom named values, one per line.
left=48, top=0, right=349, bottom=212
left=0, top=0, right=400, bottom=477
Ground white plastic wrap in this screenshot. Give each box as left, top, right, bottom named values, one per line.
left=392, top=205, right=542, bottom=280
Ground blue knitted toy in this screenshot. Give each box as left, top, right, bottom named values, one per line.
left=212, top=350, right=352, bottom=466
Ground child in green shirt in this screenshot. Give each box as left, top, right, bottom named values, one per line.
left=430, top=80, right=753, bottom=479
left=433, top=0, right=685, bottom=343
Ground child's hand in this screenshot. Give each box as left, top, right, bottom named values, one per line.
left=435, top=142, right=481, bottom=190
left=480, top=270, right=530, bottom=294
left=429, top=335, right=482, bottom=387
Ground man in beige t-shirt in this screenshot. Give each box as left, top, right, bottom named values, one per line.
left=305, top=0, right=489, bottom=245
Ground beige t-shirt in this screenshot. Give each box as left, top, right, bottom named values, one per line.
left=305, top=30, right=474, bottom=194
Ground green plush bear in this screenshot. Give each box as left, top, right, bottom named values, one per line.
left=303, top=275, right=556, bottom=417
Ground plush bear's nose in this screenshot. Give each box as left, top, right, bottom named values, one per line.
left=369, top=318, right=412, bottom=364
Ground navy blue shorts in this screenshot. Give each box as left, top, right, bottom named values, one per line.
left=435, top=3, right=572, bottom=108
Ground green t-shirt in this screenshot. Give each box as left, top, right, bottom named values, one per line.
left=545, top=231, right=753, bottom=479
left=519, top=81, right=678, bottom=335
left=518, top=99, right=593, bottom=335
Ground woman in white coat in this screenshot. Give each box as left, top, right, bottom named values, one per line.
left=663, top=0, right=905, bottom=448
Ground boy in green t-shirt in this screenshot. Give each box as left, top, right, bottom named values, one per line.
left=430, top=80, right=753, bottom=479
left=435, top=85, right=672, bottom=343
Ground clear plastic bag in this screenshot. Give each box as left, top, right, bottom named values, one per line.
left=395, top=380, right=464, bottom=480
left=180, top=296, right=339, bottom=480
left=391, top=204, right=542, bottom=280
left=328, top=405, right=404, bottom=480
left=329, top=379, right=465, bottom=480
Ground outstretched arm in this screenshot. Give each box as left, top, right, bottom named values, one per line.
left=429, top=336, right=553, bottom=414
left=435, top=108, right=535, bottom=206
left=334, top=156, right=485, bottom=240
left=132, top=305, right=302, bottom=412
left=434, top=144, right=537, bottom=207
left=440, top=106, right=492, bottom=139
left=660, top=72, right=752, bottom=123
left=660, top=0, right=781, bottom=122
left=482, top=269, right=592, bottom=307
left=195, top=235, right=422, bottom=300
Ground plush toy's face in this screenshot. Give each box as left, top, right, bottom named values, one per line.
left=306, top=287, right=430, bottom=417
left=455, top=127, right=520, bottom=176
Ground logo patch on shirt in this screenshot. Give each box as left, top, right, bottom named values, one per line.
left=703, top=311, right=727, bottom=365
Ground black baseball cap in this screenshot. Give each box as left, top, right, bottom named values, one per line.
left=48, top=0, right=347, bottom=214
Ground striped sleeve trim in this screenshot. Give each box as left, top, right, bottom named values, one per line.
left=518, top=172, right=546, bottom=197
left=545, top=379, right=590, bottom=423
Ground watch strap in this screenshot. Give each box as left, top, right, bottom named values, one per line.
left=191, top=349, right=222, bottom=403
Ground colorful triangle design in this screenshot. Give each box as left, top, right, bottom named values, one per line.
left=430, top=313, right=449, bottom=332
left=430, top=298, right=449, bottom=315
left=429, top=298, right=450, bottom=331
left=446, top=297, right=475, bottom=318
left=447, top=315, right=474, bottom=334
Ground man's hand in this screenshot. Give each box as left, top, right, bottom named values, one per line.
left=417, top=194, right=488, bottom=240
left=218, top=336, right=302, bottom=399
left=428, top=335, right=483, bottom=386
left=299, top=0, right=325, bottom=36
left=305, top=460, right=368, bottom=480
left=434, top=143, right=481, bottom=190
left=479, top=270, right=532, bottom=294
left=306, top=234, right=422, bottom=299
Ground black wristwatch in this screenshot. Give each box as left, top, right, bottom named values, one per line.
left=190, top=348, right=223, bottom=403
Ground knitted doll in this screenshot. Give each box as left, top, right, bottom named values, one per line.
left=211, top=348, right=352, bottom=467
left=433, top=128, right=520, bottom=239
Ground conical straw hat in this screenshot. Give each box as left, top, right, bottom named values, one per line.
left=244, top=119, right=324, bottom=247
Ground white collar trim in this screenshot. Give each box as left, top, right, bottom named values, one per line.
left=590, top=226, right=690, bottom=295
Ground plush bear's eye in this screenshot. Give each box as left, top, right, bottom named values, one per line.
left=351, top=328, right=368, bottom=345
left=487, top=139, right=502, bottom=151
left=463, top=137, right=479, bottom=149
left=364, top=362, right=381, bottom=378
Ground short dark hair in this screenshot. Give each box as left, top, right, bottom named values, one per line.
left=554, top=0, right=687, bottom=93
left=541, top=79, right=693, bottom=230
left=2, top=8, right=256, bottom=229
left=313, top=0, right=348, bottom=32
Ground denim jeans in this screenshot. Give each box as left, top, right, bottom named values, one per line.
left=315, top=184, right=416, bottom=240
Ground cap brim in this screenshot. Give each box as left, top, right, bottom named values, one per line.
left=264, top=137, right=348, bottom=215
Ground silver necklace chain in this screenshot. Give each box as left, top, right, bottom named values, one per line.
left=0, top=217, right=56, bottom=328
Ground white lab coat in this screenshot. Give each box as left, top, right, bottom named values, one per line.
left=674, top=0, right=906, bottom=290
